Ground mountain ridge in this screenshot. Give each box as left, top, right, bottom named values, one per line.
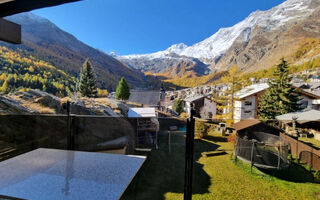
left=117, top=0, right=320, bottom=75
left=3, top=12, right=147, bottom=91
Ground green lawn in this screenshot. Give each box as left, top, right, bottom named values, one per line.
left=299, top=137, right=320, bottom=150
left=121, top=132, right=320, bottom=200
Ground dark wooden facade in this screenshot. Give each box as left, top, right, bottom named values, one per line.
left=0, top=0, right=83, bottom=18
left=0, top=18, right=21, bottom=44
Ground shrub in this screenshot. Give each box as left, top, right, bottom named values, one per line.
left=306, top=165, right=312, bottom=171
left=228, top=133, right=236, bottom=144
left=195, top=122, right=209, bottom=139
left=173, top=99, right=184, bottom=115
left=180, top=112, right=189, bottom=118
left=288, top=154, right=293, bottom=161
left=313, top=170, right=320, bottom=183
left=97, top=88, right=108, bottom=97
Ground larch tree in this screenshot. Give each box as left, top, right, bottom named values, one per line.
left=77, top=59, right=98, bottom=98
left=115, top=77, right=130, bottom=100
left=212, top=66, right=244, bottom=125
left=258, top=59, right=301, bottom=121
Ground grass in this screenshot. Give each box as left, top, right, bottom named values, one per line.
left=299, top=137, right=320, bottom=150
left=121, top=132, right=320, bottom=200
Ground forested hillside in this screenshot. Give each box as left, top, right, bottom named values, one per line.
left=4, top=13, right=147, bottom=91
left=0, top=46, right=76, bottom=97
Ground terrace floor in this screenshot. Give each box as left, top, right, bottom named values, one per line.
left=121, top=132, right=320, bottom=200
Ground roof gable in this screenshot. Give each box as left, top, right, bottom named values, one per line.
left=232, top=119, right=261, bottom=131
left=128, top=90, right=160, bottom=106
left=234, top=83, right=269, bottom=99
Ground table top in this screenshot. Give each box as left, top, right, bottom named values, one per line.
left=0, top=148, right=146, bottom=200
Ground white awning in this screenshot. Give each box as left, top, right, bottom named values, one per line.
left=128, top=107, right=157, bottom=118
left=276, top=109, right=320, bottom=124
left=312, top=99, right=320, bottom=105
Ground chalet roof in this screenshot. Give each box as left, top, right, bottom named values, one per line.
left=234, top=83, right=269, bottom=99
left=128, top=107, right=156, bottom=118
left=292, top=82, right=320, bottom=99
left=232, top=119, right=261, bottom=131
left=128, top=90, right=160, bottom=106
left=0, top=0, right=82, bottom=18
left=184, top=94, right=207, bottom=103
left=276, top=109, right=320, bottom=124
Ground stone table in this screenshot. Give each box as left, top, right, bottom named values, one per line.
left=0, top=148, right=146, bottom=200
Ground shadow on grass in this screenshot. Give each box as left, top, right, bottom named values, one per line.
left=258, top=162, right=315, bottom=183
left=204, top=135, right=228, bottom=143
left=206, top=151, right=228, bottom=157
left=121, top=132, right=219, bottom=200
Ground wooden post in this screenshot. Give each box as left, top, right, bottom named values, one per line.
left=311, top=148, right=313, bottom=169
left=0, top=18, right=21, bottom=44
left=277, top=146, right=281, bottom=170
left=296, top=139, right=299, bottom=158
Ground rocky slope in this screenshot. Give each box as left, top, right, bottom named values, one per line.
left=214, top=1, right=320, bottom=72
left=0, top=89, right=130, bottom=116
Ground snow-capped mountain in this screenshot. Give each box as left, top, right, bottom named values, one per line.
left=179, top=0, right=315, bottom=60
left=121, top=43, right=188, bottom=60
left=118, top=0, right=320, bottom=75
left=119, top=43, right=210, bottom=76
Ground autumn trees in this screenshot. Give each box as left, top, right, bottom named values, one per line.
left=212, top=66, right=243, bottom=124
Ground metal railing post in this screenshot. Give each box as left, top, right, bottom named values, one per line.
left=184, top=103, right=195, bottom=200
left=250, top=142, right=255, bottom=173
left=66, top=101, right=74, bottom=150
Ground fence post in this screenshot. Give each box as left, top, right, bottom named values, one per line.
left=234, top=136, right=239, bottom=162
left=277, top=146, right=281, bottom=170
left=311, top=148, right=313, bottom=169
left=296, top=139, right=299, bottom=158
left=250, top=142, right=255, bottom=173
left=184, top=103, right=196, bottom=200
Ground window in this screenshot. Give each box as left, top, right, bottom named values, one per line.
left=300, top=100, right=308, bottom=109
left=244, top=110, right=252, bottom=114
left=244, top=101, right=252, bottom=106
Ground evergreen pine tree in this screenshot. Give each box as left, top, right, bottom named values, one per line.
left=77, top=59, right=97, bottom=97
left=115, top=77, right=130, bottom=100
left=172, top=99, right=184, bottom=115
left=258, top=59, right=301, bottom=120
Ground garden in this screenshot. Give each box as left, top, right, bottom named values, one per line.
left=121, top=130, right=320, bottom=200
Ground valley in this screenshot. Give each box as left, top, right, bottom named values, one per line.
left=1, top=0, right=320, bottom=94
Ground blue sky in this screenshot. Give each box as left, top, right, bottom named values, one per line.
left=33, top=0, right=285, bottom=55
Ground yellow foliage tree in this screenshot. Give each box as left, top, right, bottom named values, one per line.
left=97, top=88, right=109, bottom=97
left=0, top=80, right=10, bottom=93
left=212, top=66, right=243, bottom=125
